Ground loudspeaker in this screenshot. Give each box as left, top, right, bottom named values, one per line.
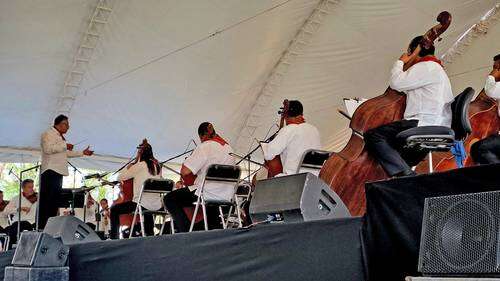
left=419, top=190, right=500, bottom=276
left=250, top=173, right=351, bottom=223
left=12, top=232, right=69, bottom=267
left=44, top=216, right=101, bottom=245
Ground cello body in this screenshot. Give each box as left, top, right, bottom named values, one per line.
left=319, top=88, right=406, bottom=216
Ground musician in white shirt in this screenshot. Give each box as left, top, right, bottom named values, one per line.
left=163, top=122, right=235, bottom=233
left=39, top=115, right=93, bottom=230
left=471, top=54, right=500, bottom=164
left=109, top=140, right=162, bottom=239
left=4, top=179, right=37, bottom=247
left=364, top=36, right=454, bottom=177
left=260, top=100, right=321, bottom=176
left=0, top=191, right=10, bottom=230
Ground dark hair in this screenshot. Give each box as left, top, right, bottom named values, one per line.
left=139, top=143, right=161, bottom=176
left=494, top=54, right=500, bottom=62
left=100, top=198, right=108, bottom=203
left=0, top=191, right=3, bottom=194
left=198, top=122, right=215, bottom=137
left=409, top=36, right=435, bottom=57
left=22, top=179, right=34, bottom=188
left=287, top=100, right=303, bottom=117
left=54, top=114, right=68, bottom=126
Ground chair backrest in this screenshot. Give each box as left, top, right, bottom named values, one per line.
left=450, top=87, right=474, bottom=140
left=202, top=164, right=241, bottom=202
left=296, top=149, right=332, bottom=175
left=143, top=179, right=174, bottom=193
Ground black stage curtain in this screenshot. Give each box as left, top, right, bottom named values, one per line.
left=363, top=163, right=500, bottom=281
left=60, top=217, right=364, bottom=281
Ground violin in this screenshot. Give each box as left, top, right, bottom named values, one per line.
left=319, top=11, right=452, bottom=216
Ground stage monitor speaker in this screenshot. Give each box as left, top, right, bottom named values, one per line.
left=250, top=173, right=351, bottom=223
left=419, top=190, right=500, bottom=276
left=12, top=232, right=69, bottom=267
left=44, top=216, right=101, bottom=245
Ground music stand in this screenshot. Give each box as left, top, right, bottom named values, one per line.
left=59, top=189, right=85, bottom=218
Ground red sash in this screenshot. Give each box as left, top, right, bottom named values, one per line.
left=416, top=56, right=443, bottom=67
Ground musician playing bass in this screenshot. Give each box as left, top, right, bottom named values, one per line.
left=261, top=100, right=321, bottom=176
left=162, top=122, right=235, bottom=233
left=364, top=36, right=454, bottom=177
left=109, top=140, right=162, bottom=239
left=470, top=54, right=500, bottom=164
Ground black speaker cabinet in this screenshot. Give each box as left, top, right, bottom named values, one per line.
left=44, top=216, right=101, bottom=245
left=250, top=173, right=351, bottom=223
left=419, top=190, right=500, bottom=276
left=12, top=232, right=69, bottom=267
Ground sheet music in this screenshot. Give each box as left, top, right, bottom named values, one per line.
left=343, top=98, right=367, bottom=117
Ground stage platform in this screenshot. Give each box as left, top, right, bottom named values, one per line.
left=0, top=164, right=498, bottom=281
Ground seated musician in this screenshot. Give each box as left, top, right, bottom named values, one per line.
left=162, top=122, right=235, bottom=233
left=4, top=179, right=37, bottom=247
left=470, top=54, right=500, bottom=164
left=99, top=198, right=110, bottom=235
left=0, top=191, right=10, bottom=232
left=364, top=36, right=454, bottom=177
left=109, top=141, right=162, bottom=239
left=260, top=100, right=321, bottom=176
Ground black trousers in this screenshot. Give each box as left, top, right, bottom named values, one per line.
left=5, top=221, right=34, bottom=249
left=163, top=188, right=221, bottom=233
left=38, top=169, right=63, bottom=230
left=470, top=134, right=500, bottom=164
left=364, top=120, right=427, bottom=176
left=109, top=201, right=154, bottom=239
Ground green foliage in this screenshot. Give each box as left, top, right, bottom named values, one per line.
left=0, top=163, right=114, bottom=201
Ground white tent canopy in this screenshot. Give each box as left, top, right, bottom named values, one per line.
left=1, top=0, right=499, bottom=171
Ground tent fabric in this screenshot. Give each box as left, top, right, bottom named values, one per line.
left=1, top=0, right=499, bottom=169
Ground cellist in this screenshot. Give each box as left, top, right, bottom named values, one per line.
left=261, top=100, right=321, bottom=176
left=470, top=54, right=500, bottom=164
left=162, top=122, right=235, bottom=233
left=364, top=36, right=454, bottom=177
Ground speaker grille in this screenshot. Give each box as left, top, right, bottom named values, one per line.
left=419, top=191, right=500, bottom=275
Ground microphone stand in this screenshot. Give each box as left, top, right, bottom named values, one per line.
left=18, top=165, right=40, bottom=241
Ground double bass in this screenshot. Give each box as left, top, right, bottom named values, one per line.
left=319, top=11, right=452, bottom=216
left=415, top=90, right=500, bottom=172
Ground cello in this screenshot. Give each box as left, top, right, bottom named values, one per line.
left=319, top=11, right=452, bottom=216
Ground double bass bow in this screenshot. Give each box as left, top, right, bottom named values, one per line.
left=319, top=11, right=452, bottom=216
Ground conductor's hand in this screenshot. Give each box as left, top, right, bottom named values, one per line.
left=66, top=143, right=74, bottom=151
left=83, top=146, right=94, bottom=156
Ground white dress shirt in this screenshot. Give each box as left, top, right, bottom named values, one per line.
left=4, top=195, right=37, bottom=224
left=0, top=202, right=10, bottom=228
left=117, top=161, right=162, bottom=211
left=261, top=123, right=321, bottom=176
left=40, top=127, right=84, bottom=176
left=390, top=60, right=454, bottom=127
left=183, top=140, right=236, bottom=201
left=485, top=75, right=500, bottom=117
